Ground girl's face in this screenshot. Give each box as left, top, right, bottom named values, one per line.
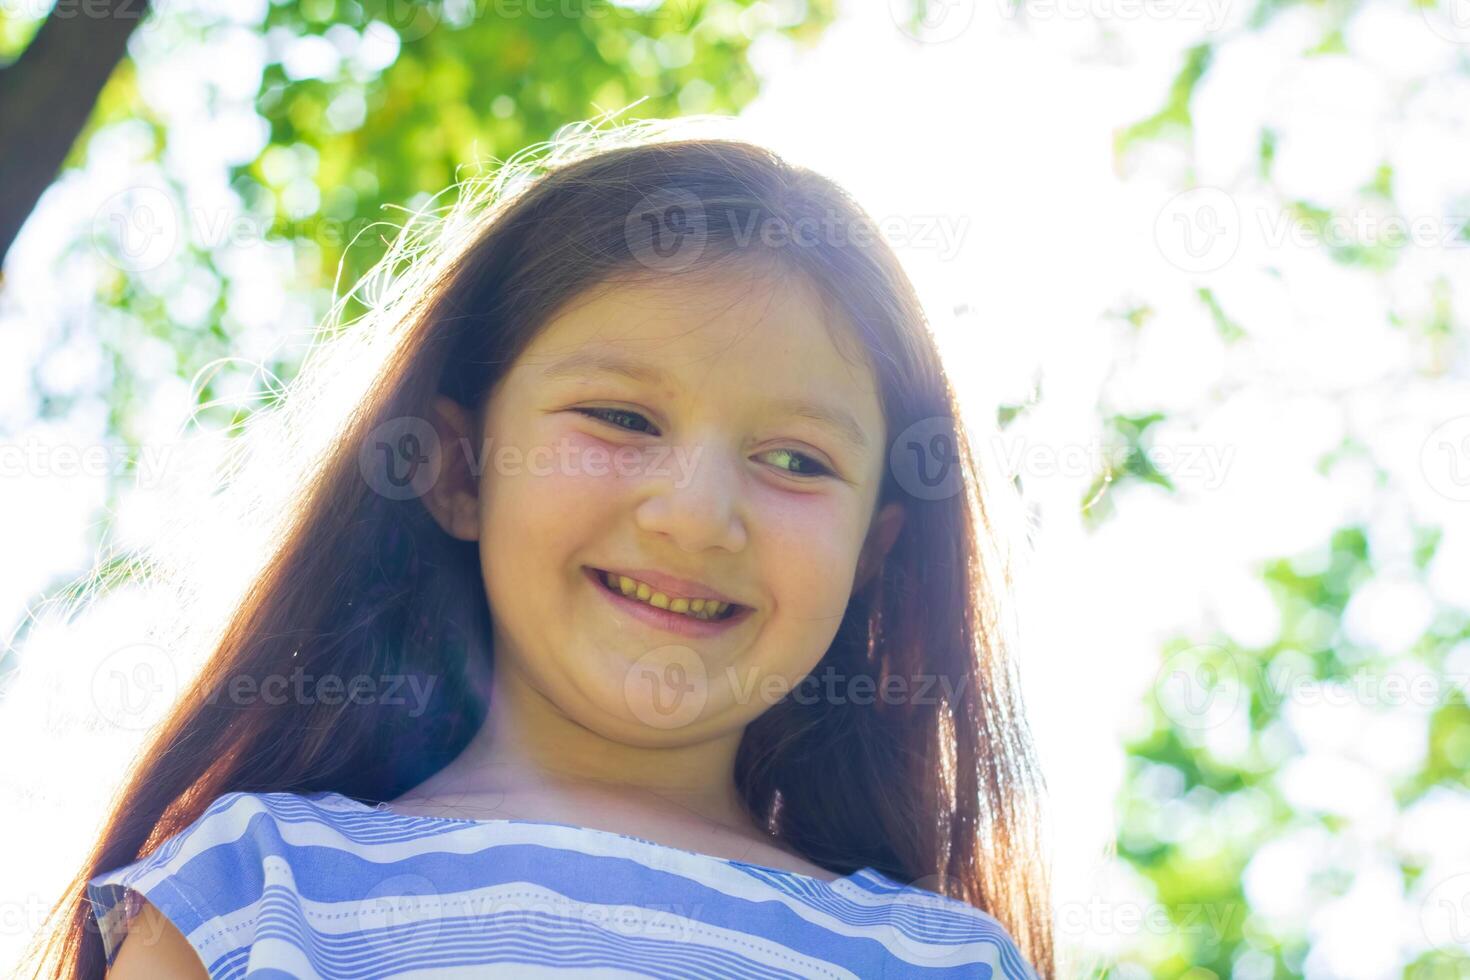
left=429, top=264, right=904, bottom=745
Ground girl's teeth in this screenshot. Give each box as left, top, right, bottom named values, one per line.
left=601, top=571, right=731, bottom=621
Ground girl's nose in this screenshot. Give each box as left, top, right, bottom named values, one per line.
left=632, top=442, right=748, bottom=555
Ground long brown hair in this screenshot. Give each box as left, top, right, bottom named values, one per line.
left=22, top=118, right=1054, bottom=978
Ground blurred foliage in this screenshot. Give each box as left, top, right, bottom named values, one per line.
left=1109, top=519, right=1470, bottom=977
left=1100, top=11, right=1470, bottom=972
left=24, top=0, right=834, bottom=477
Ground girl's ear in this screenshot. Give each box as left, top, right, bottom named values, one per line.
left=423, top=395, right=482, bottom=542
left=855, top=501, right=905, bottom=591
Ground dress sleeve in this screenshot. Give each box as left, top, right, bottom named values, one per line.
left=85, top=791, right=261, bottom=974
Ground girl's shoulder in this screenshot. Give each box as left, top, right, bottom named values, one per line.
left=85, top=790, right=359, bottom=974
left=808, top=865, right=1043, bottom=979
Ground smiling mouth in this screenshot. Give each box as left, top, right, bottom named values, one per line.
left=588, top=567, right=744, bottom=622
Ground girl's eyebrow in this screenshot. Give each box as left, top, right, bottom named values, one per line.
left=542, top=349, right=666, bottom=387
left=541, top=349, right=871, bottom=453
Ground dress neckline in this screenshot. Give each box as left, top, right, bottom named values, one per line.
left=317, top=790, right=878, bottom=890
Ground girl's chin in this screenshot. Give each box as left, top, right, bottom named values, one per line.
left=516, top=635, right=733, bottom=742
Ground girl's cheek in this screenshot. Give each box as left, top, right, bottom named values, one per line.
left=745, top=482, right=859, bottom=572
left=480, top=424, right=615, bottom=535
left=490, top=424, right=616, bottom=488
left=538, top=427, right=647, bottom=491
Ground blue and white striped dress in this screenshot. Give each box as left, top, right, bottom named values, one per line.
left=87, top=790, right=1040, bottom=979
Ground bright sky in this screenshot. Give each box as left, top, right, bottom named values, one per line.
left=731, top=5, right=1470, bottom=974
left=2, top=0, right=1469, bottom=975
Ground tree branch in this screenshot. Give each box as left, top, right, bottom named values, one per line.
left=0, top=0, right=153, bottom=280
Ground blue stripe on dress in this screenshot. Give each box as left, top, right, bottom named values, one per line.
left=87, top=790, right=1038, bottom=980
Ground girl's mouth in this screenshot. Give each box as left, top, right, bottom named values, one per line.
left=583, top=566, right=752, bottom=637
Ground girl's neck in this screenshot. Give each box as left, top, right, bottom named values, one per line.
left=417, top=661, right=755, bottom=834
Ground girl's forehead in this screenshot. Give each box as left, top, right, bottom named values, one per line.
left=521, top=270, right=865, bottom=376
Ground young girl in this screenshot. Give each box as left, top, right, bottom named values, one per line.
left=27, top=122, right=1054, bottom=978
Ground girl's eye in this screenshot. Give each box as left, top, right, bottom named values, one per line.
left=574, top=406, right=655, bottom=435
left=572, top=407, right=835, bottom=479
left=761, top=448, right=833, bottom=479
